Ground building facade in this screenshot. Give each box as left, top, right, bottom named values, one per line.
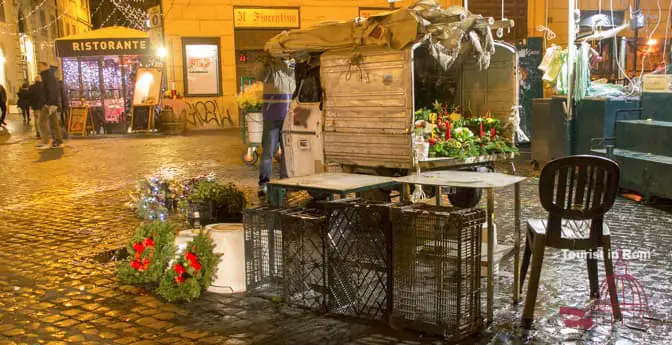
left=16, top=0, right=91, bottom=88
left=160, top=0, right=464, bottom=128
left=0, top=1, right=23, bottom=103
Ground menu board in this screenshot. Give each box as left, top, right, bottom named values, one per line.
left=132, top=68, right=163, bottom=106
left=68, top=106, right=90, bottom=135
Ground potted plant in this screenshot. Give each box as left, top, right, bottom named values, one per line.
left=186, top=181, right=247, bottom=226
left=236, top=82, right=263, bottom=114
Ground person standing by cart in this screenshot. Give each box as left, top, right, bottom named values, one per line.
left=257, top=55, right=295, bottom=197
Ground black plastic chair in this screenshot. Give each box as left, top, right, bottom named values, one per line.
left=520, top=155, right=623, bottom=324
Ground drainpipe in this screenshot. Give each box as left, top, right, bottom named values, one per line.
left=632, top=0, right=641, bottom=76
left=54, top=0, right=61, bottom=37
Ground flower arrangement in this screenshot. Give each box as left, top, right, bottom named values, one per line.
left=416, top=101, right=518, bottom=159
left=117, top=222, right=176, bottom=285
left=236, top=82, right=263, bottom=113
left=156, top=231, right=220, bottom=303
left=128, top=173, right=216, bottom=221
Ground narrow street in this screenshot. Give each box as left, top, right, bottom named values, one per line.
left=0, top=116, right=671, bottom=345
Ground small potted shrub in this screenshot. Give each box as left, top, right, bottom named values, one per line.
left=186, top=181, right=247, bottom=226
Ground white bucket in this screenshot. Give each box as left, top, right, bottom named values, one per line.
left=175, top=230, right=196, bottom=255
left=205, top=223, right=246, bottom=294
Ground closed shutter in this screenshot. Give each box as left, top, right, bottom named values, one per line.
left=468, top=0, right=527, bottom=42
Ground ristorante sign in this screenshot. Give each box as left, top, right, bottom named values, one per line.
left=56, top=38, right=152, bottom=57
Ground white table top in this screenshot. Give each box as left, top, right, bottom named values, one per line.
left=395, top=170, right=526, bottom=188
left=268, top=173, right=399, bottom=192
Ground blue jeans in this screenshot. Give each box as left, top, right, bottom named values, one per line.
left=259, top=119, right=287, bottom=185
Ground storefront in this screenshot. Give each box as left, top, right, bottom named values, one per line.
left=233, top=7, right=300, bottom=93
left=55, top=27, right=155, bottom=133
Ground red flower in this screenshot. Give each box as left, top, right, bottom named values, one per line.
left=490, top=127, right=496, bottom=139
left=142, top=258, right=150, bottom=270
left=142, top=238, right=155, bottom=247
left=479, top=121, right=484, bottom=137
left=175, top=275, right=186, bottom=284
left=190, top=260, right=202, bottom=272
left=445, top=122, right=451, bottom=139
left=130, top=260, right=143, bottom=270
left=174, top=264, right=186, bottom=275
left=132, top=242, right=145, bottom=254
left=185, top=252, right=197, bottom=263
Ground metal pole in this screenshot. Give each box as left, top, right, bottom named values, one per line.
left=566, top=0, right=575, bottom=120
left=486, top=188, right=495, bottom=324
left=633, top=0, right=641, bottom=76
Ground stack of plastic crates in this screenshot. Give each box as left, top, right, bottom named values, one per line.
left=244, top=207, right=283, bottom=297
left=390, top=204, right=485, bottom=340
left=325, top=199, right=394, bottom=321
left=278, top=208, right=328, bottom=312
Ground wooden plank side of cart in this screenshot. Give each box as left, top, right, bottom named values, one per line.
left=418, top=152, right=515, bottom=170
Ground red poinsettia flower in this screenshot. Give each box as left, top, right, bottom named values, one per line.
left=142, top=258, right=149, bottom=269
left=185, top=252, right=197, bottom=262
left=142, top=238, right=155, bottom=247
left=132, top=242, right=145, bottom=254
left=174, top=263, right=186, bottom=275
left=175, top=276, right=186, bottom=284
left=190, top=260, right=202, bottom=272
left=130, top=260, right=143, bottom=270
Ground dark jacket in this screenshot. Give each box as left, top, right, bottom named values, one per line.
left=40, top=66, right=60, bottom=107
left=0, top=85, right=6, bottom=104
left=29, top=82, right=46, bottom=110
left=18, top=87, right=30, bottom=109
left=59, top=80, right=69, bottom=111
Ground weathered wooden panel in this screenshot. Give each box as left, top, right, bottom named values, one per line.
left=321, top=47, right=413, bottom=169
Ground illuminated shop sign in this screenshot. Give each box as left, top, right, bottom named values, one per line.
left=56, top=38, right=152, bottom=57
left=234, top=8, right=300, bottom=28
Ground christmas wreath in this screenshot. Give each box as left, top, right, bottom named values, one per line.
left=117, top=222, right=176, bottom=285
left=156, top=232, right=219, bottom=302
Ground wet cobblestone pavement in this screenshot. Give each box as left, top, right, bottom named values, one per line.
left=1, top=117, right=671, bottom=344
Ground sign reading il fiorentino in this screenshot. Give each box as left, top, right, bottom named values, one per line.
left=234, top=8, right=300, bottom=28
left=56, top=38, right=151, bottom=57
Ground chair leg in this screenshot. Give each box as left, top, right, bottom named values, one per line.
left=519, top=236, right=532, bottom=295
left=587, top=249, right=600, bottom=299
left=602, top=236, right=622, bottom=321
left=522, top=234, right=546, bottom=325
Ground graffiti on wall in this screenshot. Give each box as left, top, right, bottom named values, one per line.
left=184, top=99, right=235, bottom=129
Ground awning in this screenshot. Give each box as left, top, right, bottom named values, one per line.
left=56, top=26, right=151, bottom=57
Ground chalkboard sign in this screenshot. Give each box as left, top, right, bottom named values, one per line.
left=130, top=105, right=154, bottom=132
left=68, top=106, right=91, bottom=136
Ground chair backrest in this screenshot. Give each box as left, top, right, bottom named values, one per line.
left=539, top=155, right=620, bottom=221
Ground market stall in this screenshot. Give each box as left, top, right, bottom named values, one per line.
left=55, top=27, right=154, bottom=134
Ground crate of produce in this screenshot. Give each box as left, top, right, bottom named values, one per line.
left=325, top=199, right=394, bottom=321
left=243, top=207, right=283, bottom=297
left=278, top=208, right=328, bottom=312
left=390, top=204, right=485, bottom=340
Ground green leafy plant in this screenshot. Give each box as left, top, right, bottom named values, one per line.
left=117, top=222, right=176, bottom=285
left=187, top=181, right=247, bottom=220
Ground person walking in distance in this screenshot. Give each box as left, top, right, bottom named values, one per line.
left=37, top=62, right=64, bottom=149
left=0, top=84, right=7, bottom=126
left=29, top=76, right=45, bottom=138
left=18, top=83, right=31, bottom=124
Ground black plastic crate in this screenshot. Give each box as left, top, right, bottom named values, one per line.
left=390, top=204, right=485, bottom=340
left=325, top=199, right=394, bottom=321
left=244, top=207, right=283, bottom=297
left=279, top=208, right=328, bottom=312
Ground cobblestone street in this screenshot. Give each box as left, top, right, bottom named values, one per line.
left=0, top=116, right=671, bottom=345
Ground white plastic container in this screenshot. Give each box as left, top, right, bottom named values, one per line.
left=246, top=112, right=263, bottom=143
left=205, top=223, right=246, bottom=294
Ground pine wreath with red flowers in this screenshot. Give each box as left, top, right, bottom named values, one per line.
left=156, top=231, right=220, bottom=302
left=117, top=222, right=176, bottom=285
